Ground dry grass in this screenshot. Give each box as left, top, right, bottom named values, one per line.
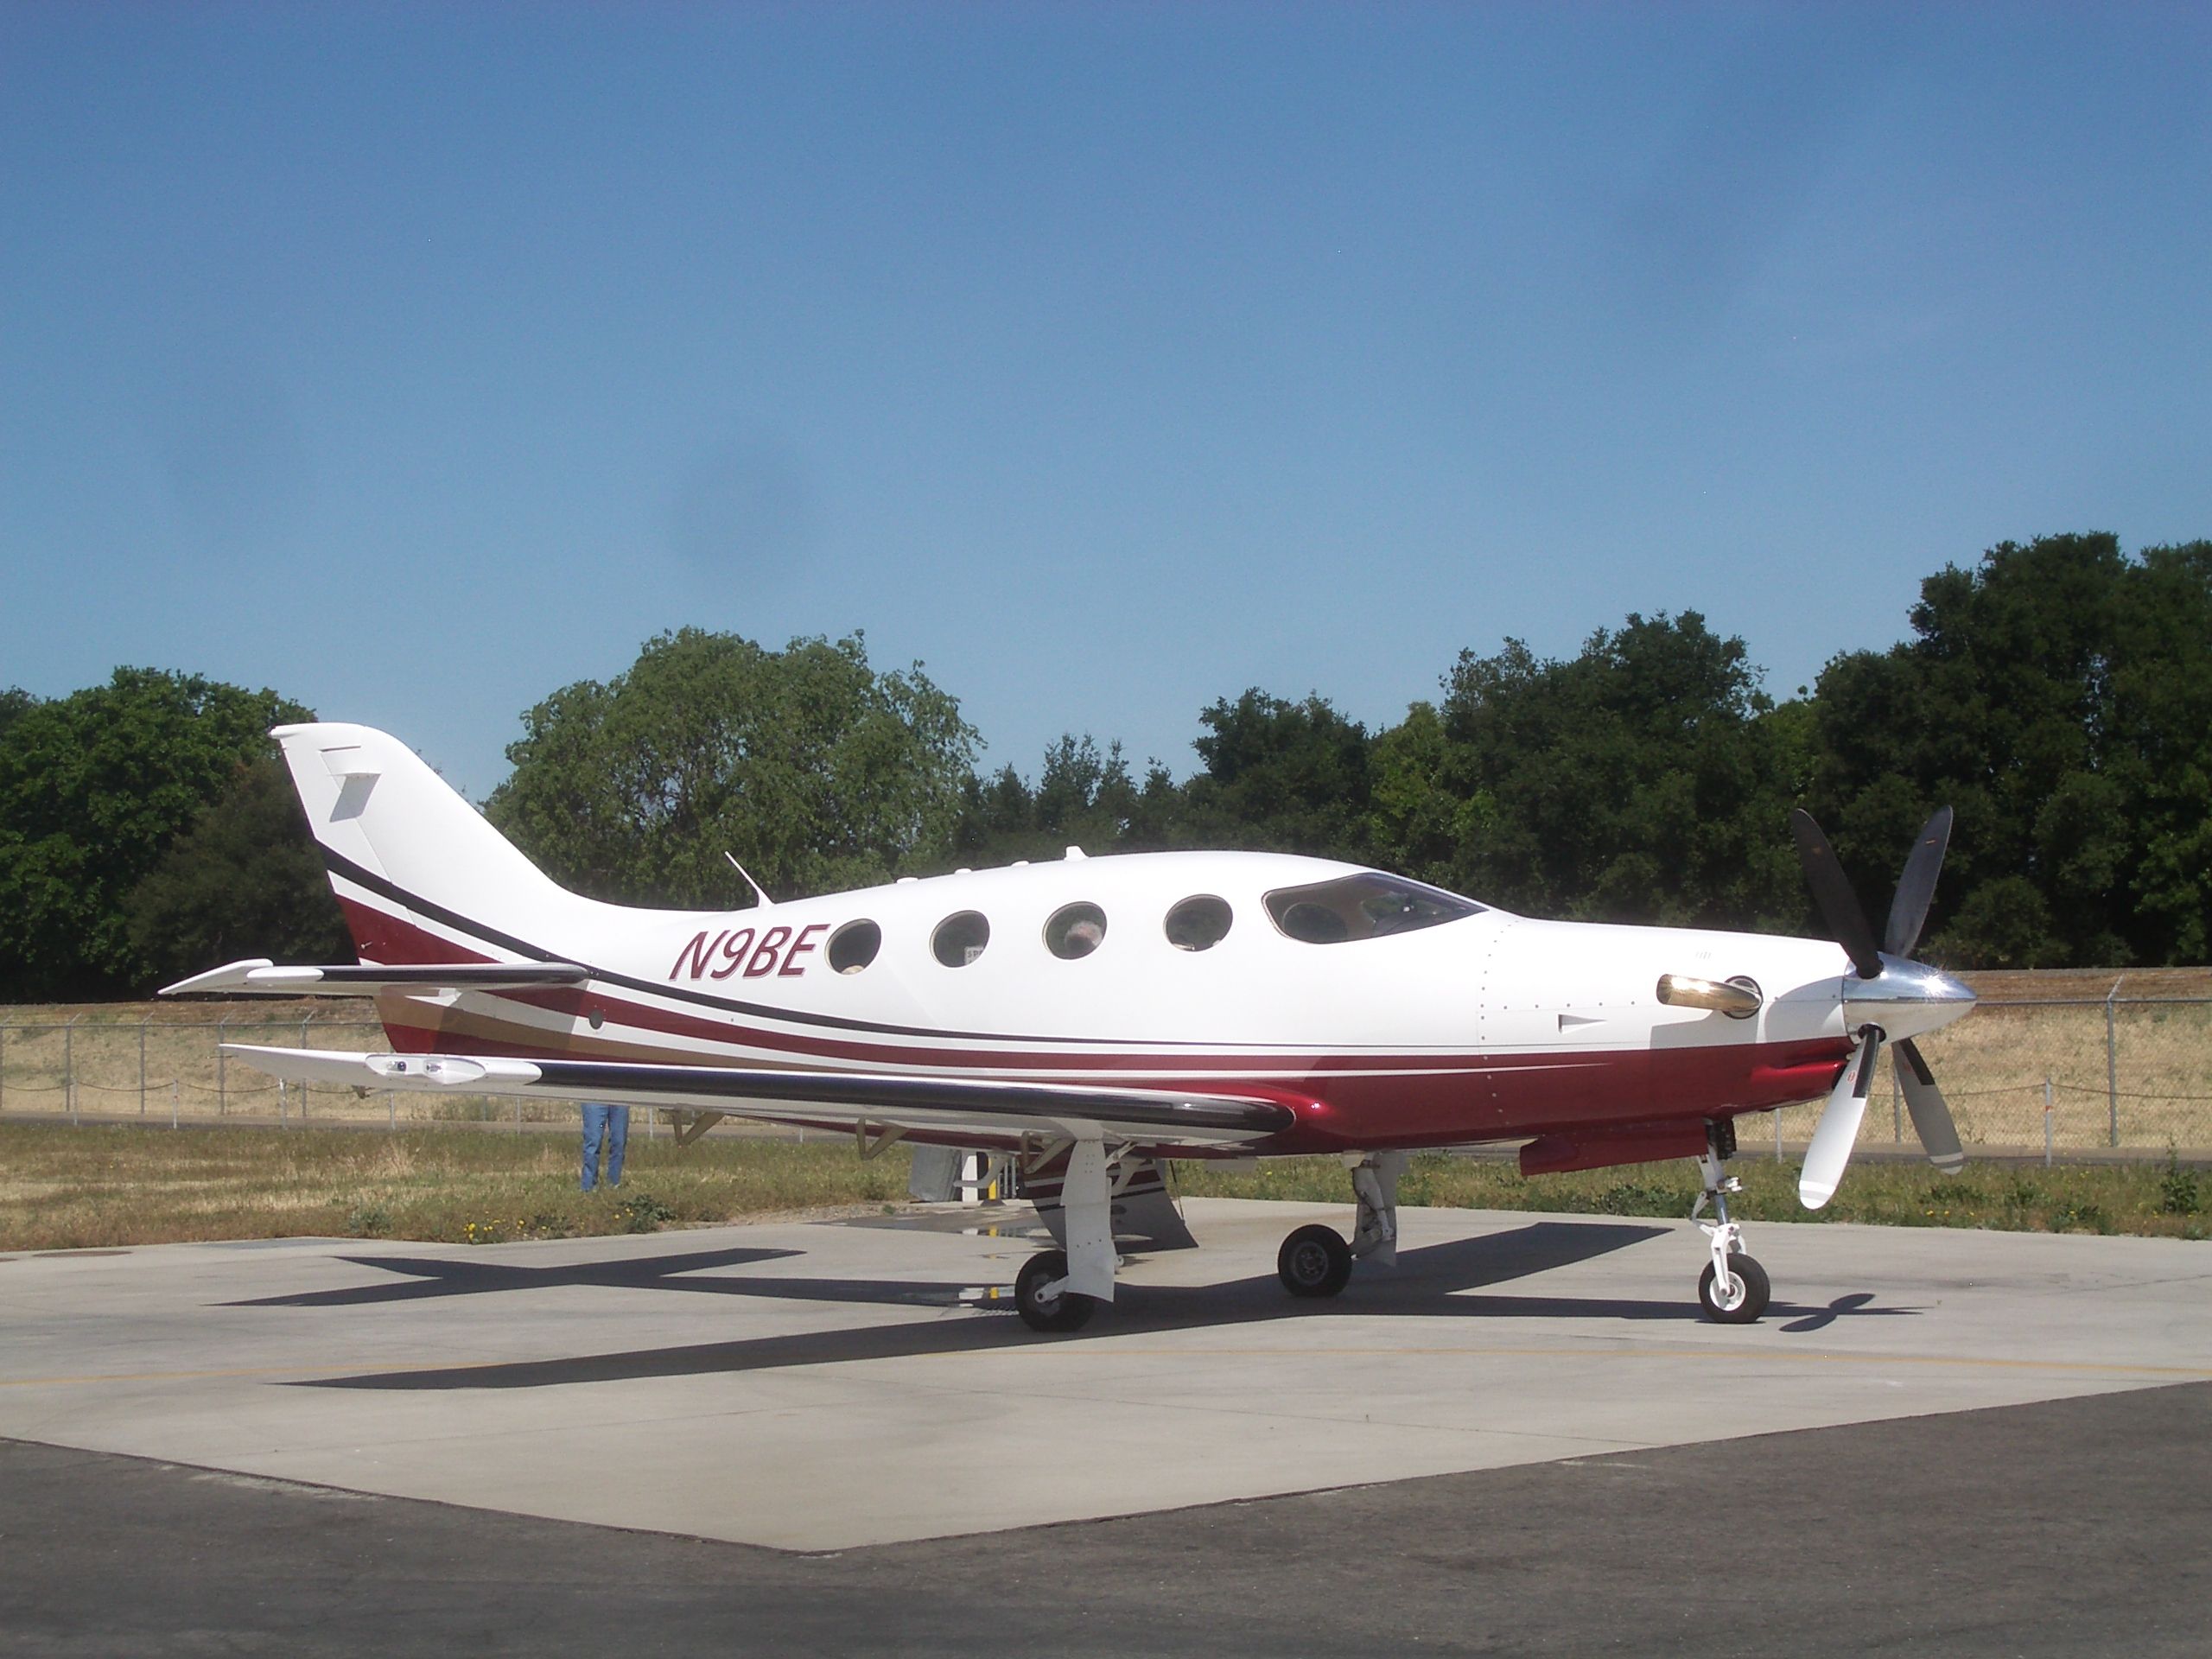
left=0, top=1122, right=913, bottom=1252
left=0, top=999, right=571, bottom=1126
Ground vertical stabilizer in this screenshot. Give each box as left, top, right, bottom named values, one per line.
left=274, top=723, right=578, bottom=966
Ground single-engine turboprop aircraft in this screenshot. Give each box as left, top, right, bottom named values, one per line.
left=164, top=723, right=1977, bottom=1330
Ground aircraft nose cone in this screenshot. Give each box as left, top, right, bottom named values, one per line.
left=1842, top=954, right=1977, bottom=1039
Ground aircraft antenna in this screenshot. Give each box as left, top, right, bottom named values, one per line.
left=723, top=851, right=776, bottom=908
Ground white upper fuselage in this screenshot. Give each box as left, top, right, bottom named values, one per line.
left=577, top=851, right=1866, bottom=1056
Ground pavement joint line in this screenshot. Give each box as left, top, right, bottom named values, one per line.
left=896, top=1344, right=2212, bottom=1377
left=7, top=1345, right=2209, bottom=1390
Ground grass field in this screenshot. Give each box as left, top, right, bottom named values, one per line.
left=1177, top=1149, right=2211, bottom=1241
left=1, top=1123, right=2202, bottom=1254
left=0, top=1122, right=915, bottom=1253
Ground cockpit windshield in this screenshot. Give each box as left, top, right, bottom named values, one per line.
left=1263, top=873, right=1484, bottom=944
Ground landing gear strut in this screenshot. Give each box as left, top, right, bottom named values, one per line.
left=1274, top=1151, right=1407, bottom=1300
left=1692, top=1119, right=1769, bottom=1324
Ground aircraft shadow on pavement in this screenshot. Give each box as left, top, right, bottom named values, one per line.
left=276, top=1221, right=1916, bottom=1391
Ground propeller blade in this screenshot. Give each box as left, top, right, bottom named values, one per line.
left=1895, top=1037, right=1966, bottom=1174
left=1801, top=1031, right=1884, bottom=1209
left=1884, top=807, right=1955, bottom=959
left=1790, top=810, right=1883, bottom=979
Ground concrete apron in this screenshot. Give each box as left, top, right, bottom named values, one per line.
left=2, top=1198, right=2206, bottom=1552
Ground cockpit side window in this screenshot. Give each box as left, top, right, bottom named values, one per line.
left=1263, top=873, right=1482, bottom=944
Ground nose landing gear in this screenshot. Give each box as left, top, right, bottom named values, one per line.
left=1693, top=1120, right=1769, bottom=1324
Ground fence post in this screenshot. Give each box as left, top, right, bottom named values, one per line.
left=1, top=1024, right=7, bottom=1115
left=387, top=1090, right=396, bottom=1132
left=299, top=1015, right=312, bottom=1120
left=170, top=1079, right=179, bottom=1130
left=2105, top=976, right=2123, bottom=1149
left=1891, top=1067, right=1902, bottom=1143
left=2044, top=1076, right=2055, bottom=1167
left=138, top=1017, right=148, bottom=1118
left=217, top=1016, right=228, bottom=1116
left=1774, top=1108, right=1783, bottom=1163
left=66, top=1014, right=79, bottom=1127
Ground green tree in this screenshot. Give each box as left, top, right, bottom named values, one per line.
left=1363, top=701, right=1477, bottom=886
left=1431, top=613, right=1806, bottom=928
left=486, top=629, right=977, bottom=906
left=1179, top=690, right=1374, bottom=858
left=125, top=755, right=350, bottom=982
left=0, top=688, right=35, bottom=745
left=1812, top=534, right=2212, bottom=966
left=0, top=669, right=313, bottom=999
left=954, top=734, right=1184, bottom=867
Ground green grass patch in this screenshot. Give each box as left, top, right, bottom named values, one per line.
left=0, top=1122, right=912, bottom=1251
left=1175, top=1152, right=2210, bottom=1241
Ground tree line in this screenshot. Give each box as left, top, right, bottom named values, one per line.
left=2, top=531, right=2204, bottom=1001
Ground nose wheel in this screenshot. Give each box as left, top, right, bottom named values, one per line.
left=1698, top=1251, right=1770, bottom=1323
left=1693, top=1121, right=1770, bottom=1324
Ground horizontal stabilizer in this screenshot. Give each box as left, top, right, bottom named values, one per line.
left=221, top=1045, right=1300, bottom=1150
left=161, top=959, right=591, bottom=998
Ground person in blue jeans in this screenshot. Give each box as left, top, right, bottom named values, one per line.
left=581, top=1103, right=630, bottom=1192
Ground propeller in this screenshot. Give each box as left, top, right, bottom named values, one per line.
left=1789, top=807, right=1967, bottom=1206
left=1800, top=1027, right=1882, bottom=1210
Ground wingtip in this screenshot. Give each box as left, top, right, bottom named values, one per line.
left=158, top=958, right=276, bottom=996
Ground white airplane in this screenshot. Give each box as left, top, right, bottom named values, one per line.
left=165, top=723, right=1976, bottom=1331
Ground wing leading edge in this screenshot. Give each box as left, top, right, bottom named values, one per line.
left=224, top=1045, right=1300, bottom=1151
left=163, top=960, right=589, bottom=997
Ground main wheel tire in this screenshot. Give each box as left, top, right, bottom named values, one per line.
left=1277, top=1224, right=1355, bottom=1298
left=1698, top=1252, right=1770, bottom=1324
left=1015, top=1249, right=1096, bottom=1332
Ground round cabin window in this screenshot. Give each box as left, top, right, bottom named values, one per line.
left=1164, top=895, right=1233, bottom=951
left=826, top=919, right=881, bottom=974
left=1045, top=902, right=1108, bottom=960
left=931, top=911, right=990, bottom=967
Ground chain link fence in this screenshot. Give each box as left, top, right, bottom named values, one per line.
left=3, top=976, right=2209, bottom=1158
left=0, top=1009, right=519, bottom=1129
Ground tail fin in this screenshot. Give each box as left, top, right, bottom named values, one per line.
left=275, top=723, right=583, bottom=966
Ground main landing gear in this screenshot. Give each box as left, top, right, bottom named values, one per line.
left=1275, top=1151, right=1407, bottom=1300
left=1012, top=1136, right=1119, bottom=1333
left=1693, top=1120, right=1770, bottom=1324
left=1015, top=1249, right=1094, bottom=1332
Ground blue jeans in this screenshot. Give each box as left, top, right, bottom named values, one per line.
left=581, top=1103, right=630, bottom=1192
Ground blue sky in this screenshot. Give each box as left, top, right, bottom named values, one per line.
left=3, top=3, right=2206, bottom=799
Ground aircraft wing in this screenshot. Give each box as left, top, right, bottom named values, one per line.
left=162, top=959, right=590, bottom=997
left=223, top=1045, right=1300, bottom=1151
